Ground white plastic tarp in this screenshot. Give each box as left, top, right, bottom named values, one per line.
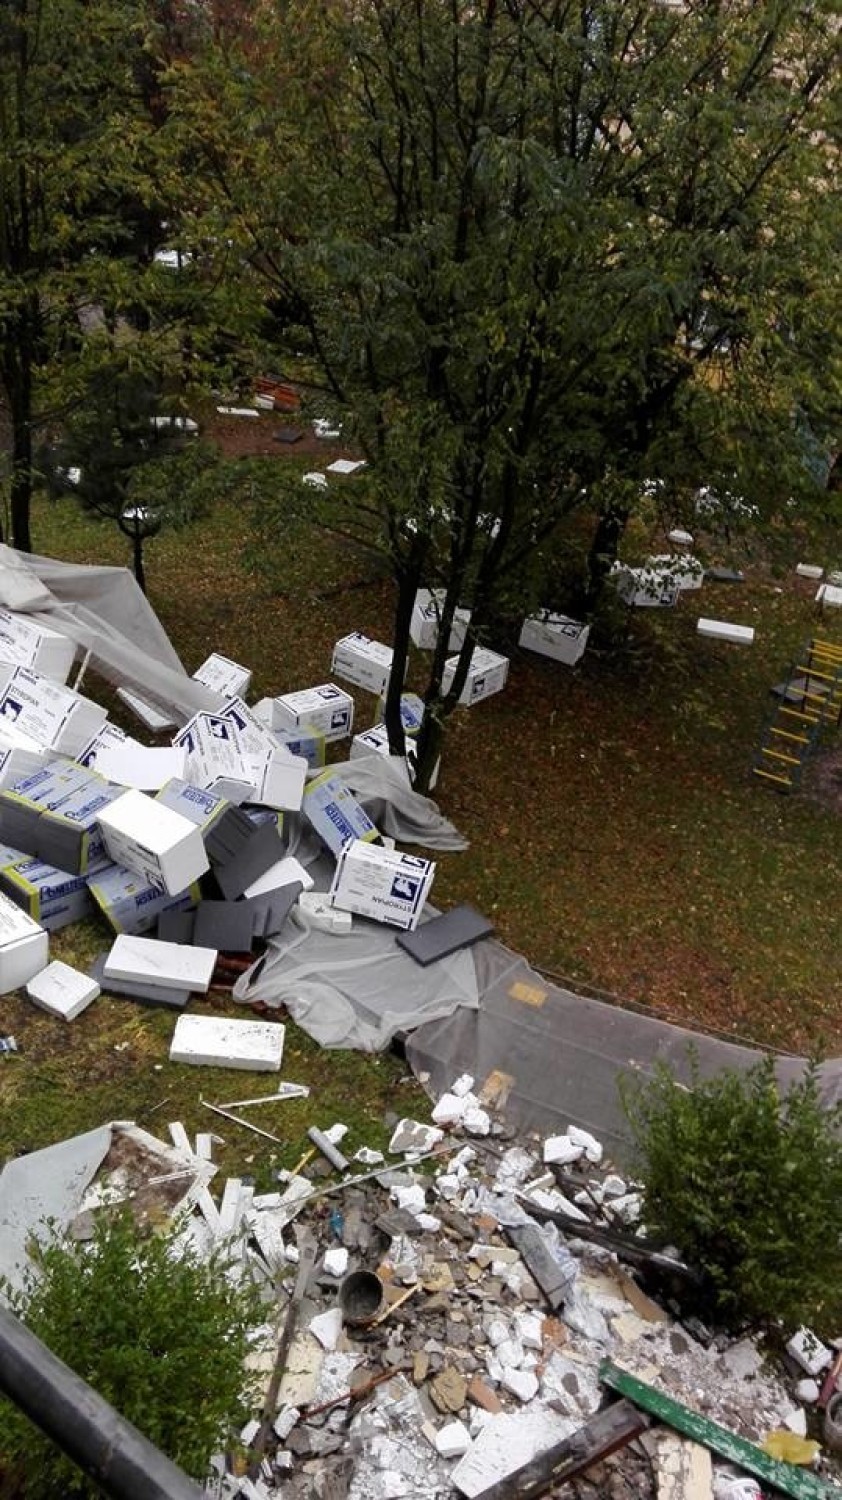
left=233, top=906, right=479, bottom=1051
left=0, top=545, right=223, bottom=724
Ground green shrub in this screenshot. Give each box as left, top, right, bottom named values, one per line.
left=0, top=1211, right=262, bottom=1497
left=621, top=1055, right=842, bottom=1332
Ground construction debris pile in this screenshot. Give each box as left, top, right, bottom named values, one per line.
left=14, top=1094, right=833, bottom=1500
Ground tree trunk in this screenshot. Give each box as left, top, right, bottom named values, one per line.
left=582, top=504, right=630, bottom=614
left=132, top=531, right=147, bottom=595
left=9, top=383, right=33, bottom=553
left=383, top=566, right=420, bottom=759
left=412, top=705, right=445, bottom=797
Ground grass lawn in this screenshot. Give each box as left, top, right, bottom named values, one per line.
left=1, top=425, right=841, bottom=1178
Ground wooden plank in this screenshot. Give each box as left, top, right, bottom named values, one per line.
left=456, top=1399, right=648, bottom=1500
left=600, top=1360, right=835, bottom=1500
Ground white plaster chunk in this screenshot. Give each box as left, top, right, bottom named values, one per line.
left=786, top=1327, right=832, bottom=1376
left=543, top=1135, right=583, bottom=1166
left=501, top=1368, right=539, bottom=1403
left=323, top=1247, right=349, bottom=1278
left=309, top=1307, right=343, bottom=1351
left=565, top=1126, right=603, bottom=1163
left=435, top=1420, right=472, bottom=1459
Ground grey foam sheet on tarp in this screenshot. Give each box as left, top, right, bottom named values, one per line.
left=406, top=939, right=842, bottom=1166
left=396, top=904, right=494, bottom=966
left=0, top=1124, right=112, bottom=1297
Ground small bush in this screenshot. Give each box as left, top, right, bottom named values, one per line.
left=0, top=1211, right=261, bottom=1497
left=621, top=1055, right=842, bottom=1331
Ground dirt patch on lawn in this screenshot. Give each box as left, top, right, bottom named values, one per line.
left=802, top=744, right=842, bottom=818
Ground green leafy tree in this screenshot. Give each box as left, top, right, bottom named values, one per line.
left=621, top=1055, right=842, bottom=1331
left=177, top=0, right=840, bottom=791
left=0, top=1210, right=261, bottom=1497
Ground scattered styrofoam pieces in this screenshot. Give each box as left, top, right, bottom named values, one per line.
left=389, top=1119, right=444, bottom=1155
left=325, top=459, right=366, bottom=476
left=219, top=1177, right=247, bottom=1236
left=243, top=856, right=314, bottom=900
left=170, top=1015, right=285, bottom=1072
left=309, top=1307, right=343, bottom=1351
left=565, top=1125, right=603, bottom=1164
left=313, top=419, right=342, bottom=439
left=436, top=1420, right=472, bottom=1459
left=216, top=405, right=259, bottom=418
left=786, top=1327, right=832, bottom=1377
left=667, top=529, right=694, bottom=546
left=25, top=960, right=99, bottom=1021
left=302, top=472, right=328, bottom=489
left=543, top=1135, right=583, bottom=1166
left=451, top=1408, right=579, bottom=1498
left=696, top=618, right=755, bottom=646
left=168, top=1120, right=194, bottom=1156
left=323, top=1247, right=349, bottom=1278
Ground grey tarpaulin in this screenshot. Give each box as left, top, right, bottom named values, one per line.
left=406, top=939, right=842, bottom=1166
left=328, top=755, right=469, bottom=852
left=0, top=545, right=223, bottom=724
left=233, top=908, right=479, bottom=1051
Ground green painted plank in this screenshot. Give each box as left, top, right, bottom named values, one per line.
left=600, top=1360, right=839, bottom=1500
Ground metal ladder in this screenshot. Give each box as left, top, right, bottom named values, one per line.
left=753, top=637, right=842, bottom=792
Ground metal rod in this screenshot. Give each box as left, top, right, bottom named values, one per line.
left=217, top=1085, right=309, bottom=1110
left=200, top=1099, right=285, bottom=1145
left=0, top=1304, right=203, bottom=1500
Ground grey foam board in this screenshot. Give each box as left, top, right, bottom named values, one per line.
left=205, top=807, right=257, bottom=865
left=193, top=900, right=255, bottom=953
left=704, top=567, right=745, bottom=583
left=214, top=822, right=286, bottom=901
left=90, top=953, right=192, bottom=1011
left=395, top=904, right=494, bottom=967
left=156, top=908, right=197, bottom=945
left=273, top=428, right=304, bottom=444
left=243, top=881, right=302, bottom=938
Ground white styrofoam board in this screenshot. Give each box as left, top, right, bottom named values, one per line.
left=243, top=856, right=314, bottom=899
left=104, top=934, right=217, bottom=993
left=169, top=1014, right=285, bottom=1072
left=94, top=744, right=187, bottom=791
left=96, top=788, right=209, bottom=895
left=0, top=893, right=49, bottom=994
left=26, top=960, right=99, bottom=1020
left=696, top=618, right=755, bottom=645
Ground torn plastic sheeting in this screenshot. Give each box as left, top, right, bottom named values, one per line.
left=0, top=1125, right=112, bottom=1296
left=233, top=912, right=479, bottom=1051
left=0, top=546, right=224, bottom=726
left=327, top=755, right=468, bottom=852
left=0, top=1121, right=215, bottom=1295
left=405, top=941, right=842, bottom=1167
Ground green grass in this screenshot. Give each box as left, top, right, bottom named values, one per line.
left=1, top=471, right=841, bottom=1171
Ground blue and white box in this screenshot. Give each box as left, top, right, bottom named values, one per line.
left=193, top=653, right=252, bottom=698
left=0, top=854, right=94, bottom=930
left=302, top=770, right=379, bottom=858
left=0, top=666, right=106, bottom=756
left=410, top=590, right=471, bottom=652
left=518, top=613, right=590, bottom=666
left=441, top=647, right=509, bottom=706
left=271, top=684, right=354, bottom=743
left=329, top=841, right=435, bottom=931
left=373, top=692, right=424, bottom=737
left=88, top=862, right=200, bottom=935
left=173, top=712, right=254, bottom=804
left=331, top=633, right=396, bottom=696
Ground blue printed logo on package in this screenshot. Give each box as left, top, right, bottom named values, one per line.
left=331, top=709, right=349, bottom=729
left=390, top=874, right=420, bottom=904
left=318, top=687, right=341, bottom=700
left=0, top=697, right=23, bottom=722
left=470, top=676, right=486, bottom=699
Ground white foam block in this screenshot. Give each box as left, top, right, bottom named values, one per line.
left=96, top=788, right=209, bottom=894
left=796, top=564, right=823, bottom=580
left=325, top=459, right=366, bottom=476
left=94, top=744, right=187, bottom=791
left=816, top=584, right=842, bottom=609
left=104, top=934, right=217, bottom=994
left=696, top=618, right=755, bottom=645
left=243, top=856, right=314, bottom=899
left=170, top=1014, right=285, bottom=1071
left=26, top=960, right=100, bottom=1020
left=116, top=687, right=176, bottom=733
left=0, top=892, right=49, bottom=994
